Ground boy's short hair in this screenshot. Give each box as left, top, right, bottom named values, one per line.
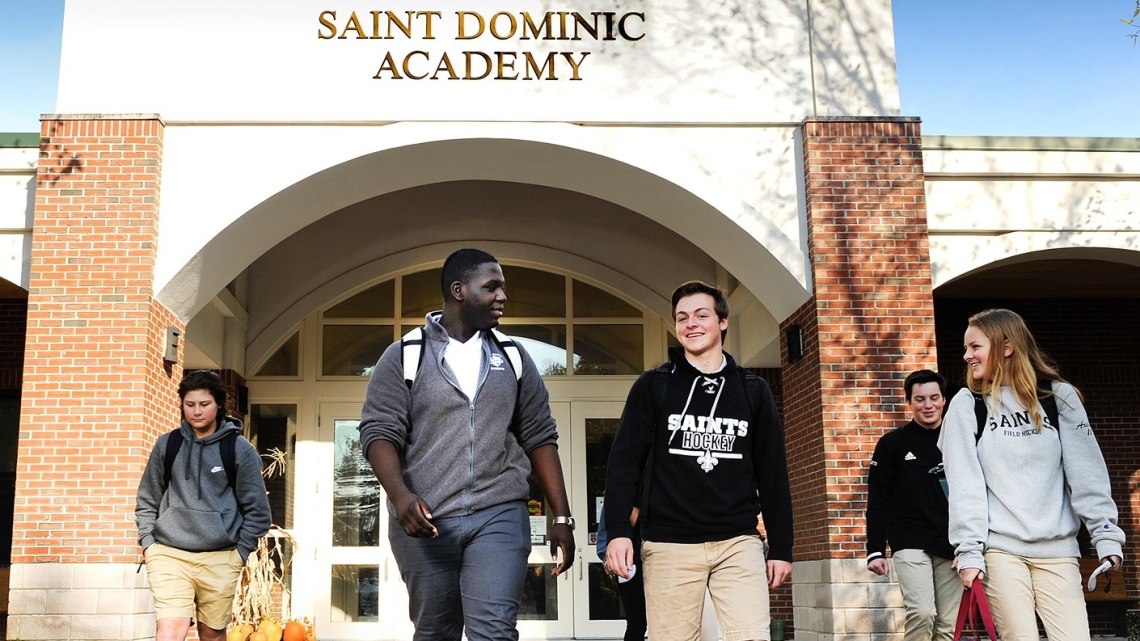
left=903, top=369, right=946, bottom=402
left=441, top=248, right=499, bottom=297
left=178, top=370, right=227, bottom=412
left=671, top=281, right=730, bottom=342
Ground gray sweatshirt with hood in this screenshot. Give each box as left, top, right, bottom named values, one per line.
left=135, top=418, right=271, bottom=561
left=358, top=313, right=559, bottom=519
left=940, top=381, right=1125, bottom=574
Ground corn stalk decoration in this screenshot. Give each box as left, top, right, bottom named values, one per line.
left=233, top=447, right=294, bottom=625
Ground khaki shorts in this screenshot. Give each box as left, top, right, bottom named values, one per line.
left=144, top=542, right=245, bottom=630
left=643, top=535, right=770, bottom=641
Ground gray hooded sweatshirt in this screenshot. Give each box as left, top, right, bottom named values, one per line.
left=358, top=313, right=559, bottom=519
left=135, top=418, right=271, bottom=561
left=940, top=381, right=1125, bottom=574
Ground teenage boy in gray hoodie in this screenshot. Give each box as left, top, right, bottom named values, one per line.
left=136, top=370, right=271, bottom=641
left=359, top=248, right=575, bottom=641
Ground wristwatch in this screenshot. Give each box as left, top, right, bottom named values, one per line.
left=552, top=516, right=575, bottom=530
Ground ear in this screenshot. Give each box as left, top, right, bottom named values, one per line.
left=718, top=316, right=728, bottom=331
left=1003, top=339, right=1014, bottom=357
left=450, top=280, right=465, bottom=302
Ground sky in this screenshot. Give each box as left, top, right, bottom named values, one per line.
left=1, top=1, right=1138, bottom=137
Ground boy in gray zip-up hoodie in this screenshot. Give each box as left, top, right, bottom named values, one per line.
left=359, top=249, right=575, bottom=641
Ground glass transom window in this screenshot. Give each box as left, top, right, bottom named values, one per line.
left=316, top=265, right=646, bottom=378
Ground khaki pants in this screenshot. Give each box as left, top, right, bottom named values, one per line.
left=892, top=549, right=961, bottom=641
left=983, top=549, right=1090, bottom=641
left=643, top=535, right=769, bottom=641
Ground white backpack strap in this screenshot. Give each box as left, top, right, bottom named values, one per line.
left=489, top=328, right=523, bottom=381
left=401, top=327, right=425, bottom=388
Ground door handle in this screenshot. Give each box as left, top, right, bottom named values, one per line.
left=577, top=548, right=583, bottom=580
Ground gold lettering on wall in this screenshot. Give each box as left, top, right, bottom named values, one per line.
left=320, top=8, right=645, bottom=80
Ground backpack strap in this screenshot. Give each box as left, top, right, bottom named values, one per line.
left=739, top=369, right=761, bottom=421
left=162, top=430, right=183, bottom=489
left=640, top=362, right=673, bottom=524
left=401, top=327, right=426, bottom=389
left=219, top=429, right=238, bottom=489
left=162, top=428, right=239, bottom=491
left=488, top=328, right=523, bottom=382
left=973, top=378, right=1062, bottom=441
left=402, top=327, right=524, bottom=388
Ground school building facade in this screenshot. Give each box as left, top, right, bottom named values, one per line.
left=0, top=1, right=1137, bottom=639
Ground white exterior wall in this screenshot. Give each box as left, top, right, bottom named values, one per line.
left=0, top=146, right=36, bottom=291
left=55, top=0, right=899, bottom=124
left=924, top=138, right=1140, bottom=287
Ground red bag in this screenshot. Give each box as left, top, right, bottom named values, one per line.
left=953, top=581, right=999, bottom=641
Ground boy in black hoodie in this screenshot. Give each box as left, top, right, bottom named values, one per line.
left=603, top=281, right=793, bottom=641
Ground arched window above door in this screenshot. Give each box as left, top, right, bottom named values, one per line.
left=252, top=265, right=648, bottom=379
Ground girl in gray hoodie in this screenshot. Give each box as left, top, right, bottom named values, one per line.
left=940, top=309, right=1124, bottom=641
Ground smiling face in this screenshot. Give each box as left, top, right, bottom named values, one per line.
left=673, top=292, right=727, bottom=359
left=908, top=381, right=945, bottom=430
left=182, top=389, right=220, bottom=436
left=963, top=323, right=1002, bottom=382
left=458, top=262, right=507, bottom=331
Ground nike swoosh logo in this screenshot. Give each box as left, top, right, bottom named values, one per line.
left=211, top=466, right=224, bottom=473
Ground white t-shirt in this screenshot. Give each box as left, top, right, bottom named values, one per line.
left=444, top=332, right=484, bottom=400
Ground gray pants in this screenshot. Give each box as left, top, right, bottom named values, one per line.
left=389, top=501, right=531, bottom=641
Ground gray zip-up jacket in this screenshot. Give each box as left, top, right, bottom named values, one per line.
left=359, top=313, right=559, bottom=519
left=135, top=418, right=271, bottom=561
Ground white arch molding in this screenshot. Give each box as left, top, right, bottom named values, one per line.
left=930, top=232, right=1140, bottom=288
left=155, top=124, right=811, bottom=326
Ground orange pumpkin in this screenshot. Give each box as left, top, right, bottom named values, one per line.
left=282, top=621, right=307, bottom=641
left=249, top=632, right=269, bottom=641
left=227, top=630, right=247, bottom=641
left=259, top=620, right=283, bottom=641
left=237, top=623, right=255, bottom=639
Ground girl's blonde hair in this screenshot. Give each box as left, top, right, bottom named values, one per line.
left=966, top=308, right=1078, bottom=429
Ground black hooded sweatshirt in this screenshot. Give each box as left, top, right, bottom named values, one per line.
left=604, top=347, right=794, bottom=562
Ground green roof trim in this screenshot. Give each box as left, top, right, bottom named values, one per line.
left=0, top=133, right=40, bottom=148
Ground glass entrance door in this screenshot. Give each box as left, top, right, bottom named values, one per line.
left=306, top=400, right=632, bottom=640
left=313, top=402, right=412, bottom=641
left=567, top=401, right=629, bottom=639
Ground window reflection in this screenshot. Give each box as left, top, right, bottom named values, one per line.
left=573, top=325, right=643, bottom=375
left=323, top=325, right=393, bottom=377
left=588, top=562, right=624, bottom=620
left=255, top=332, right=300, bottom=377
left=510, top=325, right=568, bottom=376
left=574, top=280, right=640, bottom=318
left=311, top=266, right=649, bottom=380
left=249, top=404, right=297, bottom=529
left=325, top=280, right=395, bottom=318
left=502, top=267, right=566, bottom=316
left=333, top=419, right=379, bottom=547
left=401, top=268, right=442, bottom=318
left=518, top=564, right=558, bottom=620
left=330, top=565, right=379, bottom=622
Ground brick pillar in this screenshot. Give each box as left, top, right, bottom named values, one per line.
left=785, top=117, right=937, bottom=641
left=9, top=115, right=182, bottom=641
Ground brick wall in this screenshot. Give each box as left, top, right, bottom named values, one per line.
left=12, top=116, right=178, bottom=565
left=794, top=117, right=938, bottom=559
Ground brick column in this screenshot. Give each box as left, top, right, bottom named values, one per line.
left=785, top=117, right=937, bottom=641
left=8, top=115, right=182, bottom=641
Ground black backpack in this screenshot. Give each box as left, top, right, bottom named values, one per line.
left=972, top=378, right=1060, bottom=441
left=162, top=428, right=238, bottom=492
